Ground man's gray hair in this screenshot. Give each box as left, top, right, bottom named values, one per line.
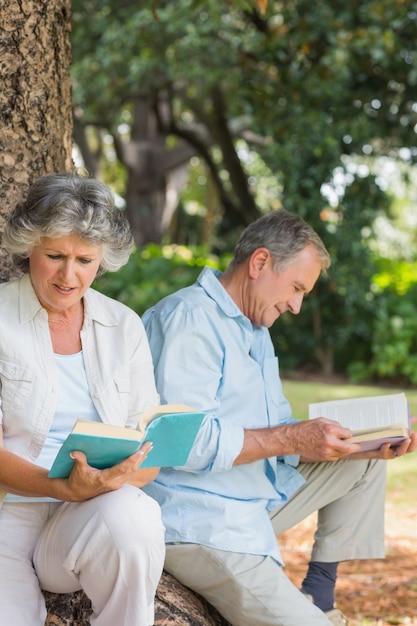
left=230, top=209, right=330, bottom=273
left=3, top=172, right=134, bottom=274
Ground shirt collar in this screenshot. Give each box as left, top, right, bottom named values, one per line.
left=18, top=274, right=44, bottom=323
left=197, top=266, right=246, bottom=321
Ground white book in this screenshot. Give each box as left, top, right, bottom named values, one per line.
left=308, top=392, right=410, bottom=451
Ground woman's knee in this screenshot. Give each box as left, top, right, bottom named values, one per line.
left=98, top=486, right=165, bottom=548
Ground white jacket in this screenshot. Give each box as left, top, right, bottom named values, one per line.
left=0, top=274, right=159, bottom=507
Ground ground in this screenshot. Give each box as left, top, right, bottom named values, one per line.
left=280, top=507, right=417, bottom=625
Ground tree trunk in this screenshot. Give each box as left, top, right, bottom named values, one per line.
left=116, top=95, right=195, bottom=245
left=43, top=570, right=231, bottom=626
left=312, top=305, right=335, bottom=376
left=0, top=0, right=73, bottom=282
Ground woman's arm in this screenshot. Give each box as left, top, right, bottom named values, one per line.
left=0, top=426, right=156, bottom=501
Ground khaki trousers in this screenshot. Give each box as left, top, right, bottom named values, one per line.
left=165, top=458, right=386, bottom=626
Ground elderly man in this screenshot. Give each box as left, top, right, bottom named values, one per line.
left=143, top=209, right=416, bottom=626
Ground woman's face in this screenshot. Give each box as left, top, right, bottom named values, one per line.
left=28, top=233, right=102, bottom=315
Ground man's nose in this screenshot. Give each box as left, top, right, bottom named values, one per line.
left=288, top=293, right=304, bottom=314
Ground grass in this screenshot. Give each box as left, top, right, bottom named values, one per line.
left=282, top=378, right=417, bottom=506
left=282, top=379, right=417, bottom=420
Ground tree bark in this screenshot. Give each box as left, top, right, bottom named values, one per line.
left=0, top=0, right=73, bottom=281
left=43, top=570, right=231, bottom=626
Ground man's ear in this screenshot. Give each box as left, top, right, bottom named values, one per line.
left=249, top=248, right=271, bottom=279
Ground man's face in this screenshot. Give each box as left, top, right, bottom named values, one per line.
left=244, top=244, right=322, bottom=328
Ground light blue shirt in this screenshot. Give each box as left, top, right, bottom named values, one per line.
left=143, top=266, right=305, bottom=562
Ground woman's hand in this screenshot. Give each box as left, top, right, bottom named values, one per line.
left=61, top=441, right=159, bottom=501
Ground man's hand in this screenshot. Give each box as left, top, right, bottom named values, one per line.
left=235, top=418, right=360, bottom=466
left=290, top=418, right=361, bottom=462
left=346, top=429, right=417, bottom=461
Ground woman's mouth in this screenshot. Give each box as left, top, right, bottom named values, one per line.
left=55, top=284, right=74, bottom=293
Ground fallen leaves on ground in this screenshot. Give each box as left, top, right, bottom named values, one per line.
left=280, top=506, right=417, bottom=626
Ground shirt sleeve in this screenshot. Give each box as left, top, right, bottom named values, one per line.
left=144, top=304, right=245, bottom=471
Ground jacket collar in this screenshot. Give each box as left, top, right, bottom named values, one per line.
left=18, top=273, right=117, bottom=327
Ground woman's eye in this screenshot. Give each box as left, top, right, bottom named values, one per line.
left=79, top=258, right=93, bottom=265
left=47, top=254, right=61, bottom=260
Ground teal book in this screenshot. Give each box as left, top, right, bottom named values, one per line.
left=48, top=404, right=205, bottom=478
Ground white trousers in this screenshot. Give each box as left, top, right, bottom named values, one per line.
left=0, top=485, right=165, bottom=626
left=165, top=458, right=386, bottom=626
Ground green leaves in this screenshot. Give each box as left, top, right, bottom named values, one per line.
left=93, top=243, right=228, bottom=315
left=73, top=0, right=417, bottom=382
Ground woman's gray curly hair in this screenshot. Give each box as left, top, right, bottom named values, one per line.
left=3, top=172, right=134, bottom=275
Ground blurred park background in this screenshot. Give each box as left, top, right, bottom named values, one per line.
left=2, top=1, right=417, bottom=387
left=68, top=0, right=417, bottom=387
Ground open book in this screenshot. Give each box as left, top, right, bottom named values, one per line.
left=48, top=404, right=205, bottom=478
left=308, top=392, right=410, bottom=451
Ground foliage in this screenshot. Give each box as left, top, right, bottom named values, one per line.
left=71, top=0, right=417, bottom=379
left=71, top=0, right=417, bottom=227
left=93, top=243, right=230, bottom=315
left=276, top=247, right=417, bottom=386
left=273, top=172, right=390, bottom=375
left=347, top=259, right=417, bottom=385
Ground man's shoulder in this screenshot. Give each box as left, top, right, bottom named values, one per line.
left=144, top=282, right=213, bottom=321
left=144, top=268, right=216, bottom=317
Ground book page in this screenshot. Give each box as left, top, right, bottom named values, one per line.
left=308, top=393, right=409, bottom=431
left=73, top=419, right=142, bottom=440
left=137, top=403, right=197, bottom=437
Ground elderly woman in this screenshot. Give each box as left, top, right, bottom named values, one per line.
left=0, top=172, right=165, bottom=626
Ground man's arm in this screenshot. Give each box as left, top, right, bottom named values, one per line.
left=234, top=418, right=359, bottom=465
left=234, top=419, right=417, bottom=465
